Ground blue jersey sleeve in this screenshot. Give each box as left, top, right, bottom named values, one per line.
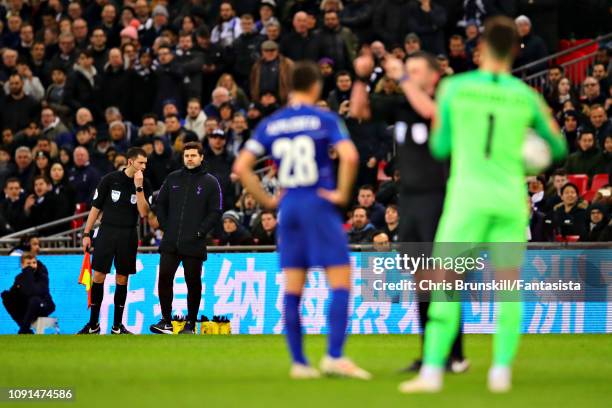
left=327, top=114, right=350, bottom=146
left=243, top=119, right=271, bottom=157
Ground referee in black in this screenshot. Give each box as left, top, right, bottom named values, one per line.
left=150, top=142, right=222, bottom=335
left=78, top=147, right=152, bottom=334
left=351, top=52, right=468, bottom=373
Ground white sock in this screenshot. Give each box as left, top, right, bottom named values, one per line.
left=420, top=364, right=443, bottom=385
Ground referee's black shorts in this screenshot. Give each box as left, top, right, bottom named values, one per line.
left=91, top=224, right=138, bottom=276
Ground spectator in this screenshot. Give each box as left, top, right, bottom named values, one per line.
left=314, top=11, right=357, bottom=72
left=602, top=135, right=612, bottom=174
left=232, top=14, right=265, bottom=89
left=253, top=209, right=277, bottom=245
left=10, top=147, right=35, bottom=188
left=372, top=231, right=391, bottom=251
left=264, top=20, right=282, bottom=43
left=592, top=63, right=609, bottom=91
left=586, top=203, right=609, bottom=242
left=175, top=30, right=204, bottom=101
left=219, top=210, right=253, bottom=245
left=147, top=136, right=176, bottom=191
left=250, top=40, right=294, bottom=104
left=68, top=146, right=101, bottom=205
left=72, top=18, right=89, bottom=49
left=340, top=0, right=374, bottom=44
left=14, top=121, right=41, bottom=150
left=100, top=48, right=130, bottom=115
left=211, top=1, right=243, bottom=49
left=464, top=20, right=480, bottom=63
left=236, top=190, right=260, bottom=230
left=6, top=62, right=44, bottom=102
left=227, top=112, right=251, bottom=156
left=140, top=5, right=169, bottom=48
left=543, top=65, right=564, bottom=96
left=447, top=35, right=469, bottom=74
left=406, top=0, right=447, bottom=55
left=257, top=0, right=280, bottom=35
left=65, top=49, right=101, bottom=121
left=100, top=4, right=120, bottom=47
left=402, top=33, right=422, bottom=58
left=164, top=114, right=198, bottom=151
left=528, top=197, right=550, bottom=242
left=205, top=129, right=236, bottom=210
left=543, top=169, right=568, bottom=213
left=153, top=46, right=184, bottom=117
left=373, top=0, right=411, bottom=48
left=565, top=129, right=604, bottom=177
left=513, top=15, right=547, bottom=71
left=327, top=70, right=353, bottom=112
left=204, top=87, right=231, bottom=119
left=589, top=105, right=611, bottom=149
left=49, top=162, right=76, bottom=221
left=348, top=206, right=376, bottom=244
left=194, top=27, right=226, bottom=104
left=40, top=107, right=70, bottom=143
left=217, top=73, right=250, bottom=111
left=581, top=76, right=606, bottom=109
left=23, top=175, right=60, bottom=231
left=28, top=151, right=51, bottom=187
left=548, top=77, right=579, bottom=115
left=280, top=11, right=317, bottom=62
left=552, top=183, right=588, bottom=240
left=49, top=32, right=77, bottom=74
left=382, top=204, right=399, bottom=242
left=357, top=185, right=385, bottom=229
left=1, top=253, right=55, bottom=334
left=129, top=49, right=156, bottom=123
left=90, top=28, right=109, bottom=72
left=108, top=121, right=131, bottom=153
left=376, top=169, right=400, bottom=206
left=184, top=98, right=207, bottom=141
left=45, top=67, right=70, bottom=122
left=1, top=178, right=27, bottom=232
left=2, top=74, right=40, bottom=132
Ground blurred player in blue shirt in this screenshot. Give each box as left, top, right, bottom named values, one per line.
left=233, top=61, right=371, bottom=380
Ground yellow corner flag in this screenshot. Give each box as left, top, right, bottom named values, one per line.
left=78, top=252, right=92, bottom=308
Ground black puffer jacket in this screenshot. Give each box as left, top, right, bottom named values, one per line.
left=156, top=165, right=223, bottom=259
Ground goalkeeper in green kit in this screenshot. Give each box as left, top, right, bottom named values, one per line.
left=398, top=17, right=567, bottom=394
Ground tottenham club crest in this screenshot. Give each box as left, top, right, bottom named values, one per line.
left=111, top=190, right=121, bottom=202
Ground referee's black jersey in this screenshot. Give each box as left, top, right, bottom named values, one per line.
left=91, top=170, right=152, bottom=228
left=371, top=94, right=448, bottom=193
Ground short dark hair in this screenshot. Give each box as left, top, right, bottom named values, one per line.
left=561, top=182, right=579, bottom=196
left=550, top=65, right=563, bottom=73
left=291, top=61, right=323, bottom=92
left=33, top=174, right=50, bottom=185
left=165, top=113, right=180, bottom=121
left=386, top=204, right=398, bottom=212
left=126, top=147, right=147, bottom=160
left=359, top=184, right=376, bottom=193
left=260, top=209, right=277, bottom=218
left=4, top=177, right=20, bottom=188
left=21, top=252, right=36, bottom=265
left=409, top=51, right=441, bottom=73
left=352, top=205, right=369, bottom=216
left=183, top=141, right=204, bottom=155
left=187, top=97, right=201, bottom=106
left=241, top=13, right=254, bottom=21
left=335, top=70, right=351, bottom=80
left=482, top=16, right=519, bottom=60
left=552, top=168, right=567, bottom=177
left=142, top=113, right=158, bottom=122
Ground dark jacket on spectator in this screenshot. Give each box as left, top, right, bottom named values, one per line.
left=68, top=163, right=101, bottom=205
left=52, top=178, right=77, bottom=226
left=129, top=66, right=157, bottom=123
left=373, top=0, right=411, bottom=47
left=175, top=48, right=204, bottom=101
left=156, top=165, right=223, bottom=258
left=204, top=146, right=236, bottom=211
left=586, top=203, right=610, bottom=242
left=406, top=1, right=447, bottom=55
left=1, top=94, right=40, bottom=132
left=231, top=31, right=265, bottom=79
left=25, top=191, right=60, bottom=233
left=65, top=65, right=102, bottom=121
left=514, top=32, right=547, bottom=73
left=100, top=65, right=131, bottom=114
left=565, top=146, right=605, bottom=177
left=314, top=25, right=357, bottom=72
left=552, top=201, right=588, bottom=240
left=348, top=222, right=377, bottom=244
left=280, top=31, right=318, bottom=62
left=253, top=227, right=276, bottom=245
left=153, top=60, right=185, bottom=117
left=529, top=209, right=551, bottom=242
left=0, top=196, right=27, bottom=232
left=219, top=224, right=254, bottom=246
left=340, top=0, right=374, bottom=44
left=146, top=142, right=177, bottom=191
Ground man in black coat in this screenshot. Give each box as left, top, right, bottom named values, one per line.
left=1, top=253, right=55, bottom=334
left=64, top=50, right=102, bottom=121
left=231, top=14, right=265, bottom=90
left=2, top=74, right=40, bottom=132
left=513, top=15, right=547, bottom=73
left=373, top=0, right=411, bottom=48
left=204, top=129, right=236, bottom=211
left=99, top=48, right=130, bottom=115
left=151, top=142, right=222, bottom=335
left=153, top=45, right=185, bottom=117
left=146, top=136, right=177, bottom=191
left=280, top=11, right=318, bottom=62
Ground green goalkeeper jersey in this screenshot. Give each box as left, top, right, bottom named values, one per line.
left=430, top=70, right=567, bottom=216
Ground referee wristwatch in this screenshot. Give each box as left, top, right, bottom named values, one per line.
left=136, top=186, right=144, bottom=193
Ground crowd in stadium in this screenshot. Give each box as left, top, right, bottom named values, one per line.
left=0, top=0, right=611, bottom=245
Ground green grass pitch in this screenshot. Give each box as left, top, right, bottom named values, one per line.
left=0, top=334, right=609, bottom=407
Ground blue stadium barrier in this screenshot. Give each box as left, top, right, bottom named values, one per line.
left=0, top=252, right=610, bottom=334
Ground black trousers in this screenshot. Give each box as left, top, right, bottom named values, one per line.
left=20, top=296, right=55, bottom=332
left=399, top=191, right=464, bottom=361
left=158, top=252, right=204, bottom=322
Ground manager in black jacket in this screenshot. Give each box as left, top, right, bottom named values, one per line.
left=150, top=142, right=222, bottom=335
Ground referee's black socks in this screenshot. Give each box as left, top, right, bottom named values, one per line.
left=89, top=282, right=104, bottom=326
left=113, top=284, right=128, bottom=327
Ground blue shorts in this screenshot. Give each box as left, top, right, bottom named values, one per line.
left=277, top=192, right=350, bottom=269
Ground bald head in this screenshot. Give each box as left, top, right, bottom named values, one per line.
left=73, top=146, right=90, bottom=166
left=293, top=11, right=308, bottom=35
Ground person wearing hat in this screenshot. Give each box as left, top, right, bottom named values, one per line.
left=139, top=4, right=169, bottom=47
left=257, top=0, right=280, bottom=35
left=586, top=202, right=610, bottom=241
left=219, top=210, right=254, bottom=246
left=204, top=128, right=235, bottom=210
left=404, top=33, right=421, bottom=57
left=250, top=40, right=294, bottom=104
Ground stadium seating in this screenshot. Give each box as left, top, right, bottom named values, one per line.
left=567, top=174, right=589, bottom=196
